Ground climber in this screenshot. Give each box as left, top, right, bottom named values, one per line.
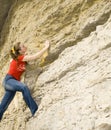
left=0, top=40, right=50, bottom=120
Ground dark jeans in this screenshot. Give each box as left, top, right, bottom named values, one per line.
left=0, top=74, right=38, bottom=120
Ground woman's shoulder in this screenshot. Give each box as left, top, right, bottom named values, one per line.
left=17, top=55, right=25, bottom=61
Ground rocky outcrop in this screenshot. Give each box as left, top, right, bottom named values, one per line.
left=0, top=0, right=14, bottom=37
left=0, top=0, right=111, bottom=130
left=93, top=123, right=111, bottom=130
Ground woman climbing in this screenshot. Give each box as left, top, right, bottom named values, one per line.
left=0, top=40, right=50, bottom=120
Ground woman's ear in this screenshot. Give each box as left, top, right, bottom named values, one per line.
left=18, top=49, right=21, bottom=54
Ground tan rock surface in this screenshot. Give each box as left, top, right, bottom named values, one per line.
left=0, top=0, right=111, bottom=130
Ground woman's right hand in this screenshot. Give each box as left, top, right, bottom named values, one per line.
left=44, top=40, right=50, bottom=49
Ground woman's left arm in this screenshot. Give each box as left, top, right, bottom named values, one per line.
left=22, top=41, right=50, bottom=61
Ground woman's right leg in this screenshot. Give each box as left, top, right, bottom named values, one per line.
left=5, top=77, right=38, bottom=116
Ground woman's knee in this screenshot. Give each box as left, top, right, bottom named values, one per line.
left=22, top=85, right=29, bottom=92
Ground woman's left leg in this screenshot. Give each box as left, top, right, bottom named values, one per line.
left=0, top=90, right=16, bottom=120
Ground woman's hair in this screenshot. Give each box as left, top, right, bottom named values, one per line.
left=10, top=42, right=21, bottom=60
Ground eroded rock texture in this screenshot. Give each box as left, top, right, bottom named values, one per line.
left=0, top=0, right=111, bottom=130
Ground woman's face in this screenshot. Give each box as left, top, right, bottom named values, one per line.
left=19, top=44, right=27, bottom=54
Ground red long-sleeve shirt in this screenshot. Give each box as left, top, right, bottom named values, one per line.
left=8, top=55, right=26, bottom=81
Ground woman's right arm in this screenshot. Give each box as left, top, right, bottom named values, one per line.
left=23, top=41, right=50, bottom=61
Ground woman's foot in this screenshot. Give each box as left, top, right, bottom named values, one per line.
left=32, top=107, right=38, bottom=117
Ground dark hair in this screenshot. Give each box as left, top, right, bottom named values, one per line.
left=10, top=42, right=21, bottom=60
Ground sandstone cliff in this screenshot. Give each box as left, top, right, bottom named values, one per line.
left=0, top=0, right=111, bottom=130
left=0, top=0, right=14, bottom=35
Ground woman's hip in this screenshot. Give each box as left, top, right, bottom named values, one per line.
left=2, top=74, right=27, bottom=92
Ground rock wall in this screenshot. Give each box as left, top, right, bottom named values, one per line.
left=0, top=0, right=111, bottom=130
left=0, top=0, right=14, bottom=38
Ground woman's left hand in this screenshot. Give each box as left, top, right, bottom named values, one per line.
left=44, top=40, right=50, bottom=49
